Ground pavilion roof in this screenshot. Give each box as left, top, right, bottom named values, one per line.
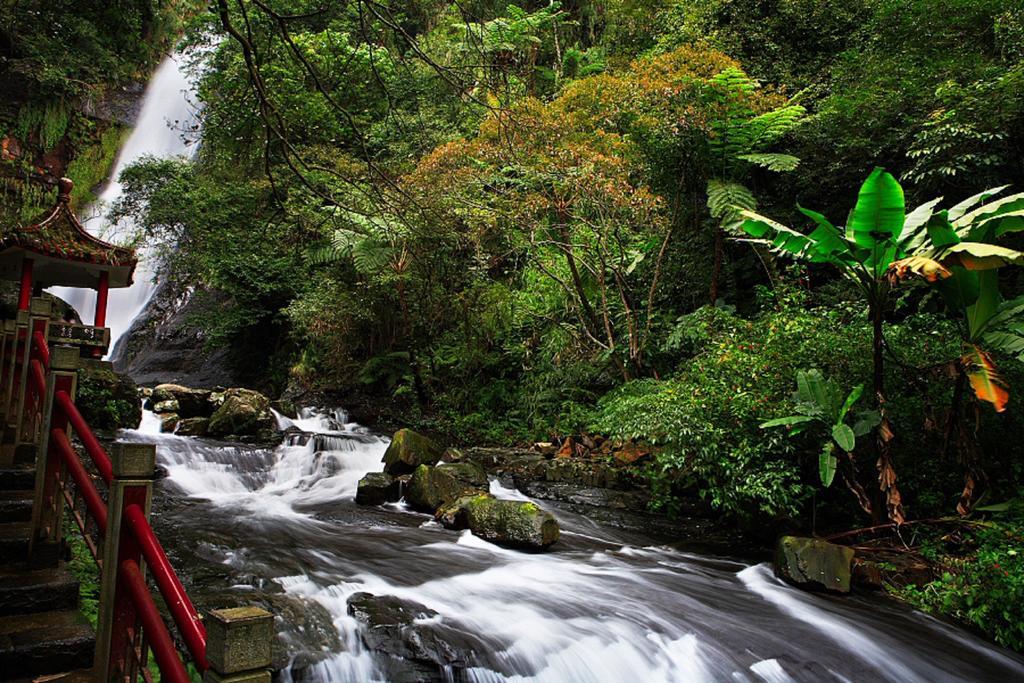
left=0, top=178, right=138, bottom=288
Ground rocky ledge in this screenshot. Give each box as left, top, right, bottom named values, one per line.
left=142, top=383, right=279, bottom=443
left=357, top=429, right=561, bottom=551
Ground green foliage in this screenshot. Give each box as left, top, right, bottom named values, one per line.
left=760, top=369, right=879, bottom=487
left=899, top=501, right=1024, bottom=651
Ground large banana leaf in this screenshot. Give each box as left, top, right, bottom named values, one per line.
left=937, top=266, right=981, bottom=312
left=947, top=185, right=1009, bottom=222
left=937, top=242, right=1024, bottom=270
left=953, top=192, right=1024, bottom=228
left=966, top=270, right=1001, bottom=341
left=899, top=197, right=943, bottom=248
left=819, top=442, right=838, bottom=488
left=847, top=168, right=905, bottom=249
left=963, top=345, right=1009, bottom=412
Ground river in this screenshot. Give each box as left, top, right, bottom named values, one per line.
left=118, top=407, right=1024, bottom=682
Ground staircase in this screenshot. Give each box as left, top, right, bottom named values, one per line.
left=0, top=456, right=95, bottom=682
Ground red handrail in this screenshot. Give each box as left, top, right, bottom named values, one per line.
left=29, top=358, right=46, bottom=400
left=55, top=390, right=114, bottom=484
left=52, top=429, right=108, bottom=532
left=119, top=559, right=191, bottom=683
left=124, top=503, right=208, bottom=671
left=32, top=330, right=49, bottom=368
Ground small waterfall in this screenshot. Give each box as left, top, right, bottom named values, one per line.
left=50, top=52, right=200, bottom=352
left=122, top=409, right=1024, bottom=682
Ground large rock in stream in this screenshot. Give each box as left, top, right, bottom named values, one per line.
left=438, top=495, right=560, bottom=550
left=355, top=472, right=401, bottom=506
left=346, top=592, right=478, bottom=681
left=404, top=463, right=488, bottom=512
left=207, top=388, right=276, bottom=439
left=150, top=383, right=213, bottom=418
left=382, top=429, right=444, bottom=475
left=774, top=536, right=855, bottom=593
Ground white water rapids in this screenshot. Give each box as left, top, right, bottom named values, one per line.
left=50, top=52, right=199, bottom=351
left=120, top=408, right=1024, bottom=682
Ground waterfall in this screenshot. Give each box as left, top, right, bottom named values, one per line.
left=50, top=52, right=200, bottom=353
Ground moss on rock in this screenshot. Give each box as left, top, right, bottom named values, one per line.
left=383, top=429, right=444, bottom=475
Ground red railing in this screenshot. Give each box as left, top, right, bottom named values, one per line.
left=25, top=327, right=210, bottom=682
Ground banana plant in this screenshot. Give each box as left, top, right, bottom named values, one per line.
left=760, top=370, right=880, bottom=489
left=738, top=169, right=1024, bottom=522
left=890, top=185, right=1024, bottom=412
left=738, top=168, right=910, bottom=522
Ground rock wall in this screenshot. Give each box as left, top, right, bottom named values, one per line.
left=112, top=279, right=238, bottom=388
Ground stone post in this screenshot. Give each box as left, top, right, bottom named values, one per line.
left=28, top=345, right=79, bottom=564
left=95, top=442, right=156, bottom=681
left=0, top=318, right=13, bottom=420
left=203, top=607, right=274, bottom=683
left=13, top=297, right=52, bottom=449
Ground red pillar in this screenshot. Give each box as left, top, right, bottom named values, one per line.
left=94, top=271, right=109, bottom=328
left=18, top=258, right=33, bottom=311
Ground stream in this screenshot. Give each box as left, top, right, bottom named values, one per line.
left=119, top=408, right=1024, bottom=682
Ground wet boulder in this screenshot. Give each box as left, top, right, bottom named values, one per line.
left=382, top=429, right=444, bottom=476
left=774, top=536, right=855, bottom=593
left=355, top=472, right=401, bottom=506
left=439, top=494, right=560, bottom=550
left=159, top=413, right=179, bottom=433
left=208, top=388, right=276, bottom=438
left=151, top=383, right=213, bottom=418
left=174, top=417, right=209, bottom=437
left=153, top=399, right=179, bottom=414
left=405, top=463, right=488, bottom=513
left=346, top=592, right=474, bottom=678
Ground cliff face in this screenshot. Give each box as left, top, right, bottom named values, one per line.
left=111, top=278, right=239, bottom=389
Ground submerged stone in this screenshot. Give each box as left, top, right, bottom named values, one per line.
left=404, top=463, right=488, bottom=513
left=355, top=472, right=401, bottom=506
left=382, top=429, right=443, bottom=476
left=774, top=536, right=854, bottom=593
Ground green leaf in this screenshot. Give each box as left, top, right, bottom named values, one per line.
left=947, top=185, right=1010, bottom=222
left=759, top=415, right=817, bottom=429
left=819, top=442, right=838, bottom=488
left=967, top=270, right=1001, bottom=340
left=736, top=153, right=801, bottom=172
left=832, top=423, right=856, bottom=452
left=847, top=168, right=905, bottom=248
left=796, top=369, right=829, bottom=410
left=939, top=242, right=1024, bottom=271
left=707, top=179, right=757, bottom=220
left=901, top=197, right=943, bottom=245
left=837, top=384, right=864, bottom=422
left=853, top=410, right=881, bottom=437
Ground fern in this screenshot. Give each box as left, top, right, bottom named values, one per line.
left=736, top=153, right=801, bottom=172
left=707, top=180, right=757, bottom=221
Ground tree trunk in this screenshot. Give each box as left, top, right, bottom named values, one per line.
left=710, top=225, right=723, bottom=304
left=872, top=299, right=905, bottom=525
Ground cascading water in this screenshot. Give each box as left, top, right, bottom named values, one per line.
left=50, top=52, right=200, bottom=351
left=121, top=408, right=1024, bottom=682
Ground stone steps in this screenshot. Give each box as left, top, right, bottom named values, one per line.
left=0, top=464, right=34, bottom=491
left=0, top=609, right=95, bottom=679
left=0, top=565, right=81, bottom=616
left=0, top=489, right=33, bottom=523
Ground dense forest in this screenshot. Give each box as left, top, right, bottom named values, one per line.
left=5, top=0, right=1024, bottom=655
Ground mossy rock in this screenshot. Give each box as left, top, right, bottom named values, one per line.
left=775, top=536, right=854, bottom=593
left=405, top=463, right=488, bottom=513
left=150, top=383, right=213, bottom=418
left=439, top=494, right=560, bottom=550
left=74, top=362, right=141, bottom=431
left=383, top=429, right=444, bottom=476
left=207, top=388, right=275, bottom=438
left=356, top=472, right=401, bottom=506
left=174, top=417, right=209, bottom=437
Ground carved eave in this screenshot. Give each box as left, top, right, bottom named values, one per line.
left=0, top=178, right=138, bottom=289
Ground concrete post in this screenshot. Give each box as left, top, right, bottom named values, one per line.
left=203, top=607, right=274, bottom=683
left=95, top=442, right=157, bottom=682
left=28, top=345, right=79, bottom=564
left=14, top=297, right=52, bottom=449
